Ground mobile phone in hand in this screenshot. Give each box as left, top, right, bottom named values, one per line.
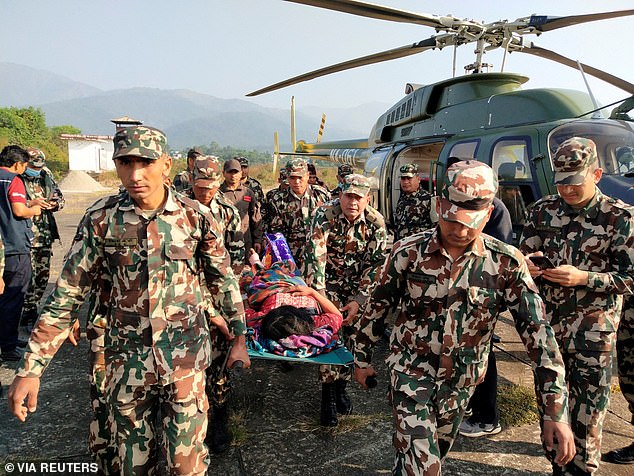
left=530, top=255, right=555, bottom=270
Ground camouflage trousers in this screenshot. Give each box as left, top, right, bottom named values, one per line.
left=538, top=347, right=613, bottom=475
left=205, top=327, right=232, bottom=406
left=108, top=371, right=209, bottom=476
left=21, top=247, right=52, bottom=324
left=318, top=288, right=353, bottom=383
left=617, top=303, right=634, bottom=421
left=89, top=355, right=119, bottom=475
left=389, top=386, right=471, bottom=476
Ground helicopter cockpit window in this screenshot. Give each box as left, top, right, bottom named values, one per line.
left=447, top=141, right=478, bottom=161
left=548, top=121, right=634, bottom=177
left=391, top=142, right=445, bottom=217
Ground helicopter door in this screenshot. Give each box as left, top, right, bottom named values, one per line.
left=390, top=141, right=446, bottom=222
left=491, top=138, right=538, bottom=243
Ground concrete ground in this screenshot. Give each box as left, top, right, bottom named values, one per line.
left=1, top=191, right=633, bottom=475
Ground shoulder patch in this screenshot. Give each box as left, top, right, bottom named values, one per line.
left=365, top=205, right=386, bottom=228
left=484, top=236, right=523, bottom=264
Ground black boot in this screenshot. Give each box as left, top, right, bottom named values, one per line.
left=207, top=403, right=232, bottom=453
left=334, top=379, right=353, bottom=415
left=320, top=383, right=338, bottom=427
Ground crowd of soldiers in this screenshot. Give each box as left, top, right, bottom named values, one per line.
left=2, top=126, right=634, bottom=476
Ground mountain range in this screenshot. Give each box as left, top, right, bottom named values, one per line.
left=0, top=62, right=390, bottom=150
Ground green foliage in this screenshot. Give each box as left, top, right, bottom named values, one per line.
left=497, top=384, right=540, bottom=427
left=0, top=107, right=81, bottom=180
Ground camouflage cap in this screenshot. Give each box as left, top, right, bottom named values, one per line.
left=341, top=173, right=371, bottom=197
left=187, top=147, right=203, bottom=159
left=223, top=158, right=241, bottom=172
left=112, top=126, right=167, bottom=161
left=400, top=163, right=419, bottom=178
left=26, top=147, right=46, bottom=167
left=553, top=137, right=598, bottom=185
left=337, top=164, right=354, bottom=177
left=193, top=155, right=222, bottom=189
left=440, top=160, right=497, bottom=229
left=237, top=156, right=249, bottom=167
left=278, top=168, right=289, bottom=180
left=285, top=158, right=308, bottom=177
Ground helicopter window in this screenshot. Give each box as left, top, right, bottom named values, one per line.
left=447, top=141, right=479, bottom=160
left=392, top=142, right=445, bottom=217
left=548, top=122, right=634, bottom=177
left=491, top=141, right=532, bottom=181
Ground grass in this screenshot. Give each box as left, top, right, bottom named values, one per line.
left=497, top=384, right=540, bottom=427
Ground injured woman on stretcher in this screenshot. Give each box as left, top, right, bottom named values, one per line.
left=244, top=251, right=343, bottom=359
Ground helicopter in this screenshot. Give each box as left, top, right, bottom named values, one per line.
left=247, top=0, right=634, bottom=241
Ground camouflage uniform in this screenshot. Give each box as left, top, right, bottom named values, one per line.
left=304, top=175, right=388, bottom=384
left=355, top=161, right=569, bottom=475
left=173, top=169, right=194, bottom=193
left=330, top=164, right=354, bottom=200
left=262, top=169, right=288, bottom=223
left=306, top=199, right=387, bottom=383
left=520, top=138, right=634, bottom=475
left=21, top=149, right=64, bottom=328
left=267, top=159, right=331, bottom=269
left=618, top=299, right=634, bottom=419
left=17, top=127, right=245, bottom=475
left=393, top=163, right=433, bottom=241
left=238, top=157, right=265, bottom=203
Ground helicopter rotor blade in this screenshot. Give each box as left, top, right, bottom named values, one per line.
left=527, top=9, right=634, bottom=32
left=516, top=43, right=634, bottom=94
left=247, top=37, right=439, bottom=97
left=284, top=0, right=447, bottom=29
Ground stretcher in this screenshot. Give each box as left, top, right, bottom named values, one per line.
left=247, top=345, right=354, bottom=365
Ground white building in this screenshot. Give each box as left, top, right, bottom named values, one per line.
left=59, top=134, right=115, bottom=172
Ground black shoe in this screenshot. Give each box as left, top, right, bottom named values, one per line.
left=603, top=442, right=634, bottom=464
left=334, top=380, right=353, bottom=415
left=1, top=348, right=24, bottom=361
left=16, top=339, right=29, bottom=348
left=320, top=383, right=338, bottom=427
left=207, top=404, right=232, bottom=453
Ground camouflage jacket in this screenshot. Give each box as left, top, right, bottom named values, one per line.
left=393, top=188, right=433, bottom=241
left=520, top=189, right=634, bottom=352
left=243, top=177, right=264, bottom=203
left=210, top=192, right=245, bottom=268
left=23, top=168, right=64, bottom=247
left=220, top=183, right=263, bottom=252
left=354, top=228, right=569, bottom=423
left=17, top=188, right=245, bottom=386
left=262, top=187, right=281, bottom=223
left=267, top=184, right=331, bottom=268
left=304, top=199, right=388, bottom=307
left=173, top=169, right=193, bottom=193
left=0, top=235, right=4, bottom=275
left=330, top=183, right=343, bottom=200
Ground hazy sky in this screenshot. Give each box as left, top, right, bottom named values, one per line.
left=3, top=0, right=633, bottom=117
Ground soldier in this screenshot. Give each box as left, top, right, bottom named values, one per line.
left=393, top=163, right=433, bottom=241
left=191, top=155, right=245, bottom=272
left=520, top=137, right=634, bottom=475
left=305, top=174, right=388, bottom=426
left=190, top=155, right=246, bottom=453
left=20, top=148, right=65, bottom=331
left=262, top=168, right=289, bottom=222
left=330, top=164, right=354, bottom=199
left=602, top=296, right=634, bottom=465
left=353, top=161, right=575, bottom=475
left=8, top=126, right=250, bottom=475
left=220, top=158, right=263, bottom=256
left=238, top=156, right=264, bottom=203
left=267, top=158, right=330, bottom=269
left=173, top=147, right=203, bottom=193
